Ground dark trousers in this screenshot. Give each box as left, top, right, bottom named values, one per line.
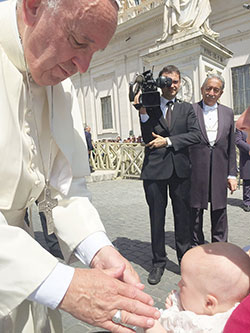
left=243, top=179, right=250, bottom=206
left=24, top=208, right=63, bottom=259
left=143, top=175, right=192, bottom=266
left=39, top=211, right=63, bottom=259
left=191, top=206, right=228, bottom=246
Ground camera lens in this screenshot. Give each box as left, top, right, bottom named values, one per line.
left=156, top=76, right=172, bottom=88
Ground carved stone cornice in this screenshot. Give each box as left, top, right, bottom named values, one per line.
left=142, top=31, right=233, bottom=66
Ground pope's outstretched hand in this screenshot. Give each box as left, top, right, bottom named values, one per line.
left=60, top=246, right=160, bottom=332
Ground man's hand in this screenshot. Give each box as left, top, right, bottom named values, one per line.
left=146, top=132, right=167, bottom=149
left=134, top=91, right=147, bottom=114
left=59, top=267, right=160, bottom=332
left=91, top=245, right=144, bottom=289
left=139, top=106, right=147, bottom=115
left=227, top=178, right=238, bottom=194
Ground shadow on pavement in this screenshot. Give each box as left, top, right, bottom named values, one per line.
left=113, top=236, right=179, bottom=274
left=227, top=197, right=242, bottom=207
left=164, top=230, right=176, bottom=250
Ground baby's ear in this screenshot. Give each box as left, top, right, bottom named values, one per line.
left=205, top=295, right=218, bottom=315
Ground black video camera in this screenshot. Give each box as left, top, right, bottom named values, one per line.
left=129, top=69, right=172, bottom=108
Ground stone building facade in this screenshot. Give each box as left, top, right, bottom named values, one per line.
left=72, top=0, right=250, bottom=141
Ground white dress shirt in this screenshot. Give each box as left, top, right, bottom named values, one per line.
left=202, top=102, right=218, bottom=146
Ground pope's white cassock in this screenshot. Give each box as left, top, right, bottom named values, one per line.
left=0, top=0, right=111, bottom=332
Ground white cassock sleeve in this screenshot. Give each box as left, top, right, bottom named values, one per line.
left=52, top=177, right=108, bottom=263
left=0, top=212, right=58, bottom=317
left=28, top=232, right=113, bottom=309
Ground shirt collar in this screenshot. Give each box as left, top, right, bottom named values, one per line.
left=203, top=102, right=218, bottom=112
left=161, top=96, right=175, bottom=108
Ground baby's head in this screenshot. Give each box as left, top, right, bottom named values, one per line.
left=178, top=242, right=250, bottom=315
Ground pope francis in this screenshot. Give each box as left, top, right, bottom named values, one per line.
left=0, top=0, right=160, bottom=332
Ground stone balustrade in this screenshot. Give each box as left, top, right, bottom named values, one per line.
left=90, top=141, right=241, bottom=185
left=118, top=0, right=163, bottom=24
left=90, top=142, right=145, bottom=179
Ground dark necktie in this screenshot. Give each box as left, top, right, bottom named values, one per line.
left=165, top=101, right=173, bottom=127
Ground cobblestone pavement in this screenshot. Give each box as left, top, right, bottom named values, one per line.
left=35, top=178, right=250, bottom=332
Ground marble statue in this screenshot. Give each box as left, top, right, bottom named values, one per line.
left=158, top=0, right=219, bottom=42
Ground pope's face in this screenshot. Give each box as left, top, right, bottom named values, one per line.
left=236, top=106, right=250, bottom=143
left=21, top=0, right=118, bottom=86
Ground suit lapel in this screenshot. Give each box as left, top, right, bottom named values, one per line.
left=215, top=104, right=224, bottom=143
left=158, top=114, right=169, bottom=132
left=154, top=103, right=169, bottom=132
left=196, top=101, right=210, bottom=143
left=158, top=100, right=177, bottom=132
left=170, top=102, right=180, bottom=130
left=243, top=131, right=248, bottom=141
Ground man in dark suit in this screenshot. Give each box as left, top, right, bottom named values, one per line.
left=84, top=125, right=94, bottom=173
left=137, top=65, right=201, bottom=284
left=235, top=128, right=250, bottom=212
left=189, top=74, right=237, bottom=247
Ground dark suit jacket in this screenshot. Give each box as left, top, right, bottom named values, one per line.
left=235, top=129, right=250, bottom=179
left=140, top=100, right=201, bottom=180
left=84, top=130, right=94, bottom=152
left=189, top=101, right=237, bottom=210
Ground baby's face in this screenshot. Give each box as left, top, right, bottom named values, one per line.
left=178, top=255, right=206, bottom=314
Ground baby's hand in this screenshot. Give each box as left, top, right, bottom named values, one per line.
left=165, top=290, right=176, bottom=309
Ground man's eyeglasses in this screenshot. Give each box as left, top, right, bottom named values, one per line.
left=204, top=86, right=222, bottom=94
